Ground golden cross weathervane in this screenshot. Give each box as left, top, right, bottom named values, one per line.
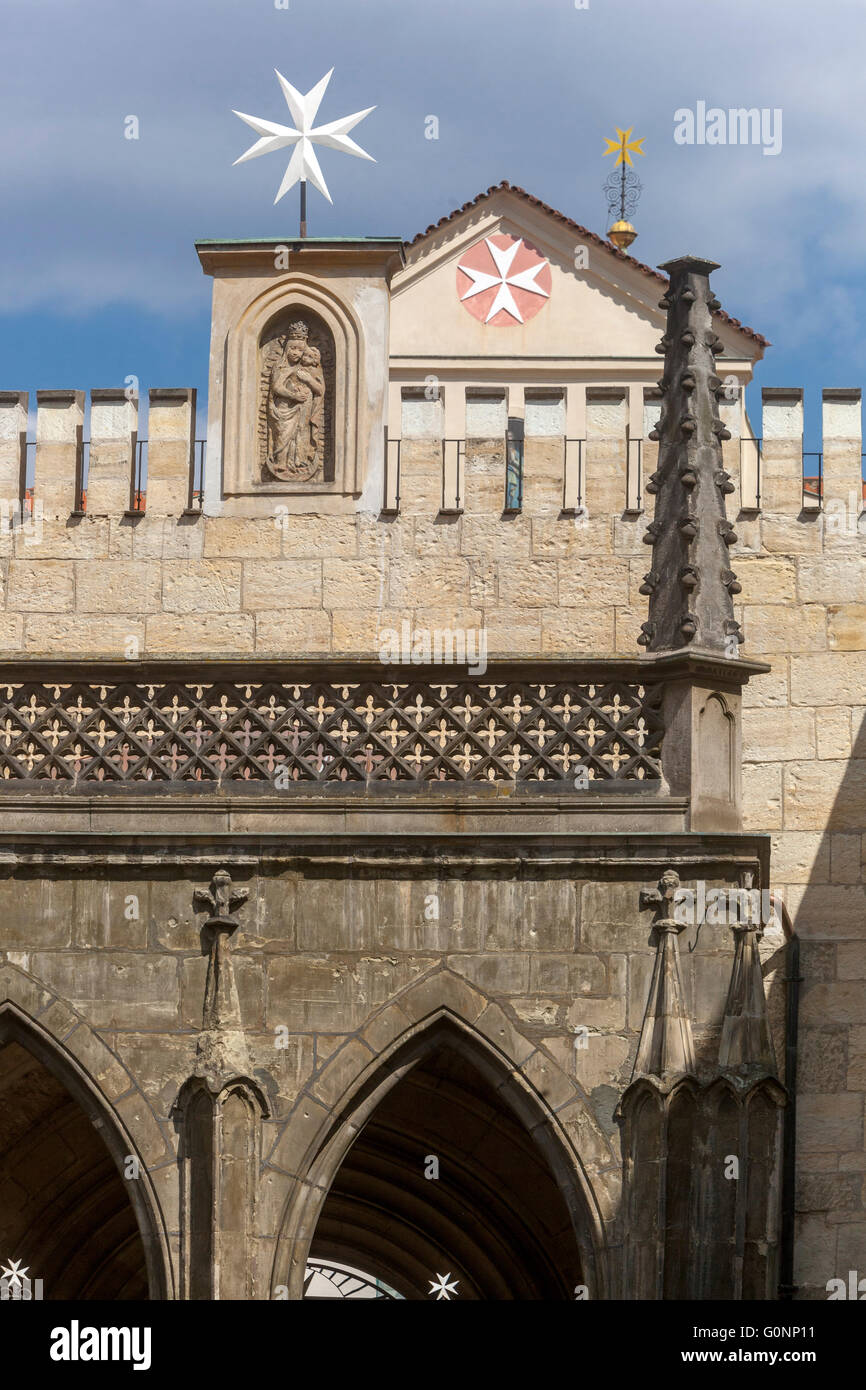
left=602, top=127, right=645, bottom=251
left=603, top=127, right=645, bottom=167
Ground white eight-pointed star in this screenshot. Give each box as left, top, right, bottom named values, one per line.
left=1, top=1259, right=28, bottom=1289
left=233, top=68, right=375, bottom=205
left=428, top=1272, right=460, bottom=1299
left=458, top=237, right=550, bottom=324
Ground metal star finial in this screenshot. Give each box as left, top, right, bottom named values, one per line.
left=232, top=67, right=376, bottom=221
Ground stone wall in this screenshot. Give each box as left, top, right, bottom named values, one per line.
left=0, top=387, right=664, bottom=659
left=0, top=846, right=772, bottom=1299
left=0, top=377, right=862, bottom=1298
left=732, top=389, right=866, bottom=1299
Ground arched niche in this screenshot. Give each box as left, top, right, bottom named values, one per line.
left=270, top=1008, right=608, bottom=1301
left=695, top=690, right=736, bottom=806
left=220, top=275, right=363, bottom=503
left=0, top=1000, right=172, bottom=1300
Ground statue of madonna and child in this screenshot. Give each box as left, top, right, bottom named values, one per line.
left=263, top=319, right=326, bottom=482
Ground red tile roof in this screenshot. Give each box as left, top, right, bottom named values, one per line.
left=407, top=181, right=770, bottom=349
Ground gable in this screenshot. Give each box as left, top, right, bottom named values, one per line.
left=390, top=186, right=765, bottom=368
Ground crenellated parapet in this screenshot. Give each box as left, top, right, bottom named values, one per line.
left=0, top=375, right=860, bottom=666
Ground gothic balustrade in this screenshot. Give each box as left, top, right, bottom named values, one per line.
left=0, top=662, right=672, bottom=794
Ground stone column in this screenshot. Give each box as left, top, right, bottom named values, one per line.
left=177, top=868, right=269, bottom=1300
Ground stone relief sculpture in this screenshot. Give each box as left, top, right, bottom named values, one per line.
left=260, top=318, right=328, bottom=483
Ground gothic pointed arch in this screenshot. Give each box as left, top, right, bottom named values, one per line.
left=268, top=968, right=614, bottom=1300
left=0, top=971, right=173, bottom=1300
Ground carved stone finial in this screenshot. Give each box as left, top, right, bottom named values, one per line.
left=718, top=870, right=778, bottom=1074
left=632, top=869, right=696, bottom=1079
left=193, top=868, right=251, bottom=1085
left=638, top=257, right=744, bottom=655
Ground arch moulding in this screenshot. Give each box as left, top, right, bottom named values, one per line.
left=267, top=968, right=616, bottom=1300
left=0, top=963, right=175, bottom=1300
left=221, top=273, right=364, bottom=502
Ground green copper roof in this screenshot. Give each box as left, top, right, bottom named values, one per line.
left=195, top=236, right=403, bottom=246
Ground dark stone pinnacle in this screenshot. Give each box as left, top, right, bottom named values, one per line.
left=638, top=256, right=744, bottom=656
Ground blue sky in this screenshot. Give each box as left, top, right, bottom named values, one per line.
left=1, top=0, right=863, bottom=450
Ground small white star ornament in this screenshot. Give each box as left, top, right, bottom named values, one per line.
left=429, top=1271, right=460, bottom=1300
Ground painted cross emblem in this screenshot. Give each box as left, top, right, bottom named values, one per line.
left=457, top=235, right=551, bottom=326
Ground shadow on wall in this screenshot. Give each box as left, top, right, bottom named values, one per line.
left=767, top=705, right=866, bottom=1300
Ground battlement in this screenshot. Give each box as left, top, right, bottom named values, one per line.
left=0, top=381, right=861, bottom=663
left=2, top=384, right=863, bottom=527
left=0, top=388, right=201, bottom=522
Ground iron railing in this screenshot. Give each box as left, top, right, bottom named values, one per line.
left=383, top=428, right=401, bottom=514
left=802, top=452, right=823, bottom=511
left=504, top=432, right=524, bottom=512
left=441, top=439, right=465, bottom=513
left=563, top=438, right=585, bottom=513
left=739, top=436, right=762, bottom=511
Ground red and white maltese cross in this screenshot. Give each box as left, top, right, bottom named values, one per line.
left=457, top=234, right=551, bottom=327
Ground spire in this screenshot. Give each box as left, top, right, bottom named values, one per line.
left=719, top=872, right=777, bottom=1074
left=638, top=256, right=744, bottom=655
left=633, top=869, right=696, bottom=1079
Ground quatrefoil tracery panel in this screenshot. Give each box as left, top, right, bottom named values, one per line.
left=0, top=678, right=664, bottom=789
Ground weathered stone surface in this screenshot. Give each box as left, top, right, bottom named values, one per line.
left=769, top=831, right=829, bottom=884
left=798, top=1030, right=848, bottom=1092
left=743, top=603, right=826, bottom=655
left=28, top=952, right=179, bottom=1028
left=743, top=707, right=815, bottom=762
left=528, top=953, right=607, bottom=996
left=816, top=706, right=852, bottom=759
left=389, top=558, right=470, bottom=608
left=7, top=560, right=73, bottom=611
left=559, top=560, right=629, bottom=608
left=498, top=559, right=558, bottom=607
left=144, top=612, right=254, bottom=653
left=797, top=1095, right=864, bottom=1153
left=580, top=883, right=653, bottom=952
left=742, top=762, right=783, bottom=829
left=25, top=614, right=145, bottom=655
left=243, top=561, right=321, bottom=609
left=323, top=559, right=387, bottom=608
left=733, top=556, right=797, bottom=604
left=541, top=606, right=615, bottom=654
left=266, top=956, right=436, bottom=1031
left=281, top=515, right=358, bottom=558
left=799, top=555, right=866, bottom=603
left=255, top=608, right=331, bottom=652
left=162, top=561, right=242, bottom=613
left=203, top=516, right=282, bottom=558
left=828, top=603, right=866, bottom=651
left=792, top=653, right=866, bottom=707
left=75, top=561, right=162, bottom=613
left=784, top=759, right=866, bottom=831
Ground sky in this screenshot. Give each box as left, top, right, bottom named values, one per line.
left=1, top=0, right=863, bottom=450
